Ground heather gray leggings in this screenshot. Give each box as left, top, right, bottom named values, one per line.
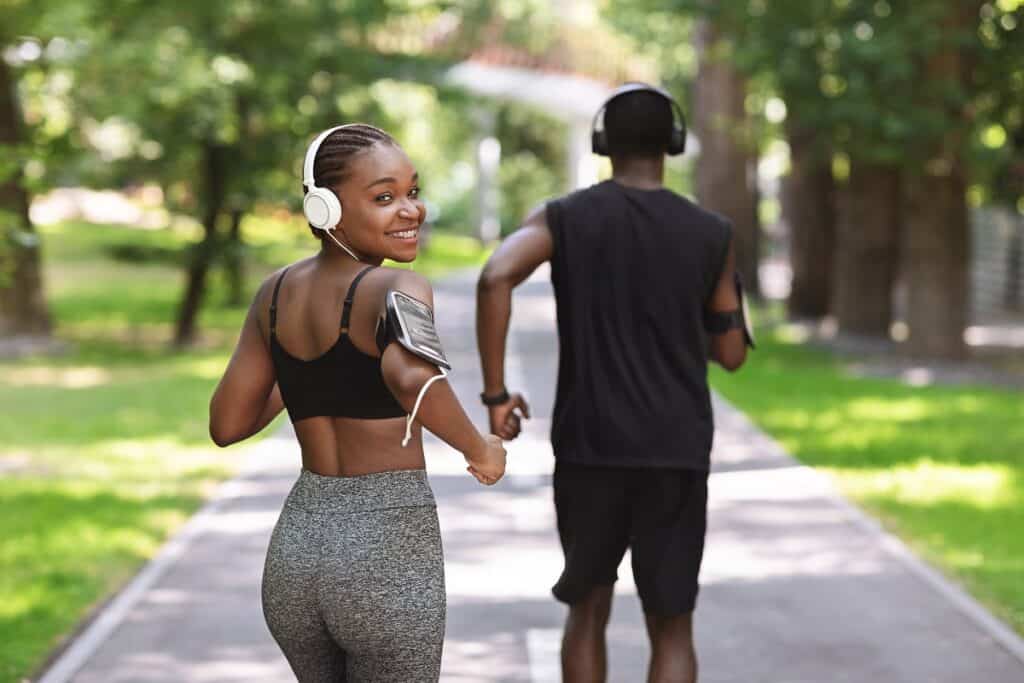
left=261, top=468, right=445, bottom=682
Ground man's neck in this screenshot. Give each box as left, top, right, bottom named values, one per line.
left=610, top=155, right=665, bottom=190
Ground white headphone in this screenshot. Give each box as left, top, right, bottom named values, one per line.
left=302, top=125, right=350, bottom=231
left=303, top=125, right=365, bottom=261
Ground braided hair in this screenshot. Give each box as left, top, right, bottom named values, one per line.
left=305, top=123, right=396, bottom=236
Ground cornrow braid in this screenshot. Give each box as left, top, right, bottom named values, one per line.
left=312, top=123, right=395, bottom=190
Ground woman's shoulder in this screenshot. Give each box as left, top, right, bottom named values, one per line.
left=252, top=258, right=315, bottom=307
left=371, top=266, right=433, bottom=304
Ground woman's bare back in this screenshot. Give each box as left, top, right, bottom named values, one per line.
left=258, top=258, right=426, bottom=476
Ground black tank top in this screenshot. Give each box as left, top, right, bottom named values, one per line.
left=545, top=180, right=732, bottom=471
left=269, top=265, right=406, bottom=422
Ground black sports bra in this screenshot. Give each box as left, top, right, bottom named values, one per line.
left=268, top=265, right=406, bottom=422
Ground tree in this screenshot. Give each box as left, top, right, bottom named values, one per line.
left=782, top=120, right=835, bottom=319
left=901, top=2, right=987, bottom=359
left=0, top=54, right=50, bottom=339
left=833, top=162, right=900, bottom=336
left=694, top=1, right=908, bottom=333
left=75, top=1, right=489, bottom=346
left=644, top=0, right=1010, bottom=356
left=692, top=20, right=761, bottom=296
left=0, top=1, right=80, bottom=341
left=970, top=2, right=1024, bottom=314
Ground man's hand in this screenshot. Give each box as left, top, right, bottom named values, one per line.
left=488, top=392, right=531, bottom=440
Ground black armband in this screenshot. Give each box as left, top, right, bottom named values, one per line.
left=704, top=309, right=744, bottom=334
left=704, top=272, right=756, bottom=349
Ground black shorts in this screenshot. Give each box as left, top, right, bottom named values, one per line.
left=552, top=460, right=709, bottom=616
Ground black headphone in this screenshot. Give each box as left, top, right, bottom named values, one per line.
left=591, top=82, right=687, bottom=157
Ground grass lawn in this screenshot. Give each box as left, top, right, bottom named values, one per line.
left=0, top=216, right=489, bottom=683
left=709, top=326, right=1024, bottom=635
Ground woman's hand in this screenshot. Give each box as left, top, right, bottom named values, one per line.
left=465, top=434, right=506, bottom=486
left=487, top=392, right=530, bottom=440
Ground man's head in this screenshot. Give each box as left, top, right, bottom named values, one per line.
left=596, top=85, right=682, bottom=159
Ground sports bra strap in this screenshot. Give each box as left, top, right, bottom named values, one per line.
left=340, top=265, right=377, bottom=332
left=269, top=267, right=290, bottom=335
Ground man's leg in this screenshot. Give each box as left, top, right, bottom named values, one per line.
left=561, top=583, right=615, bottom=682
left=644, top=612, right=697, bottom=683
left=630, top=468, right=708, bottom=683
left=552, top=462, right=631, bottom=683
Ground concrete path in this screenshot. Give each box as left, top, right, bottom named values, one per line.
left=39, top=267, right=1024, bottom=683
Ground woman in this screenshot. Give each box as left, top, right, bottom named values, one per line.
left=208, top=123, right=506, bottom=682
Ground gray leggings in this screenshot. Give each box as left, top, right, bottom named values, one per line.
left=262, top=468, right=445, bottom=682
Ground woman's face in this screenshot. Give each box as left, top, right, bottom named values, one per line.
left=333, top=142, right=425, bottom=263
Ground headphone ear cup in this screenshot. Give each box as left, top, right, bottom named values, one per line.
left=303, top=188, right=342, bottom=230
left=591, top=129, right=608, bottom=156
left=667, top=127, right=686, bottom=156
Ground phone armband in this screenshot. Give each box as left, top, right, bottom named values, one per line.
left=382, top=290, right=452, bottom=370
left=703, top=272, right=756, bottom=349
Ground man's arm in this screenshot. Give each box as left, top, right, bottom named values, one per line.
left=475, top=203, right=552, bottom=439
left=705, top=238, right=748, bottom=371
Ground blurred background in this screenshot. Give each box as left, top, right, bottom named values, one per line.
left=1, top=1, right=1021, bottom=681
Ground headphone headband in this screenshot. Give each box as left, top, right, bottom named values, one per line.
left=303, top=124, right=351, bottom=188
left=302, top=125, right=353, bottom=235
left=591, top=82, right=686, bottom=156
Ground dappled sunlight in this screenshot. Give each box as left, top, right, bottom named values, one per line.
left=1, top=365, right=112, bottom=388
left=0, top=583, right=54, bottom=620
left=845, top=396, right=934, bottom=422
left=188, top=356, right=230, bottom=380
left=20, top=443, right=232, bottom=488
left=0, top=482, right=202, bottom=675
left=0, top=370, right=226, bottom=452
left=712, top=332, right=1024, bottom=635
left=833, top=461, right=1017, bottom=509
left=772, top=321, right=818, bottom=345
left=816, top=423, right=908, bottom=453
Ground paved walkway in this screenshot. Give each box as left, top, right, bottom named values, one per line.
left=40, top=267, right=1024, bottom=682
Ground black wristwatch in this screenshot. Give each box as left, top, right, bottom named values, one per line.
left=480, top=388, right=510, bottom=406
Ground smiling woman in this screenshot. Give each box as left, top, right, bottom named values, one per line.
left=207, top=123, right=506, bottom=682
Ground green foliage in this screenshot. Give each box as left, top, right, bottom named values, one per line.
left=601, top=4, right=695, bottom=108
left=495, top=102, right=567, bottom=234
left=711, top=327, right=1024, bottom=634
left=969, top=3, right=1024, bottom=208
left=64, top=1, right=497, bottom=218
left=611, top=0, right=1024, bottom=188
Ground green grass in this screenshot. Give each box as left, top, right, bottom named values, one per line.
left=0, top=217, right=490, bottom=683
left=710, top=326, right=1024, bottom=634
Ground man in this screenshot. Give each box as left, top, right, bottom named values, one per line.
left=476, top=83, right=750, bottom=683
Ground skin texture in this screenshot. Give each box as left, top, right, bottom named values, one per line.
left=476, top=153, right=747, bottom=682
left=210, top=140, right=505, bottom=485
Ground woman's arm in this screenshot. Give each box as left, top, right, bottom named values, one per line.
left=380, top=271, right=505, bottom=483
left=209, top=287, right=283, bottom=447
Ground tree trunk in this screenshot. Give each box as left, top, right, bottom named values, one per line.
left=901, top=3, right=979, bottom=360
left=832, top=162, right=900, bottom=337
left=173, top=142, right=228, bottom=347
left=783, top=121, right=835, bottom=319
left=693, top=20, right=760, bottom=297
left=225, top=208, right=245, bottom=307
left=0, top=56, right=51, bottom=338
left=903, top=167, right=969, bottom=359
